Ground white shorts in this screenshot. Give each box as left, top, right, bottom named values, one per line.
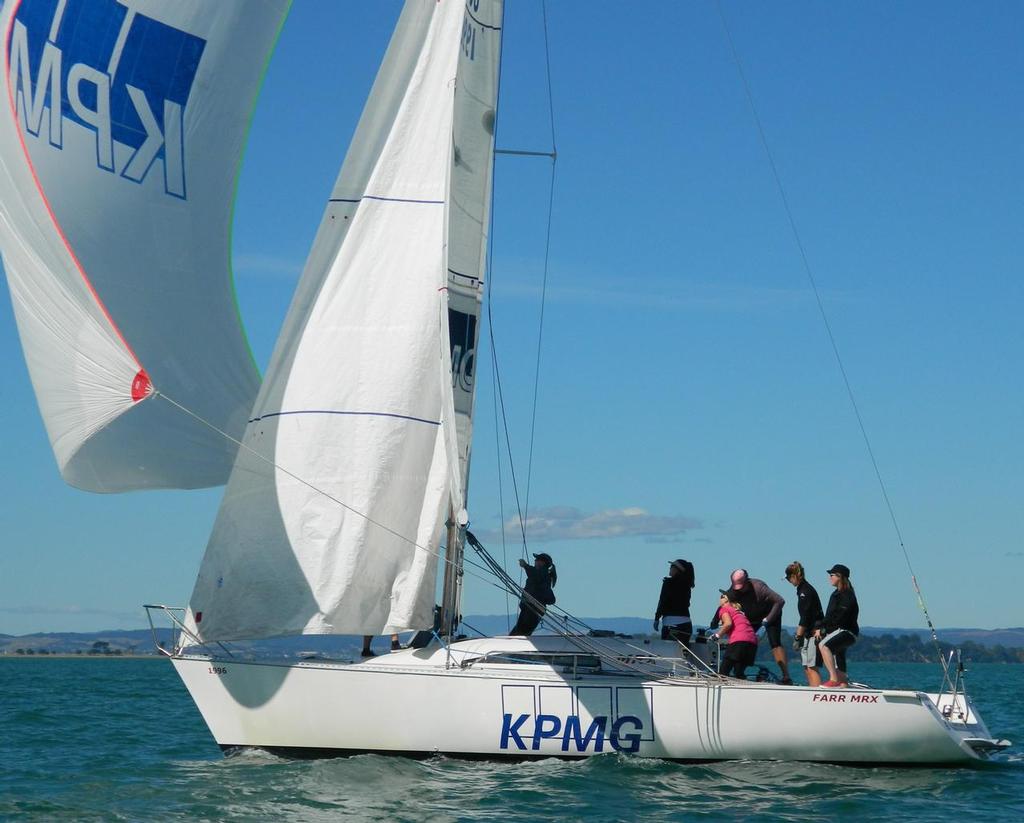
left=799, top=637, right=821, bottom=668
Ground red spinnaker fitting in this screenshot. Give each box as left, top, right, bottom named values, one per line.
left=130, top=369, right=152, bottom=402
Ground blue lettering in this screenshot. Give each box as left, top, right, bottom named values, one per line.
left=9, top=19, right=62, bottom=146
left=10, top=0, right=204, bottom=198
left=461, top=16, right=476, bottom=60
left=67, top=61, right=112, bottom=170
left=531, top=714, right=562, bottom=750
left=609, top=715, right=643, bottom=754
left=561, top=715, right=607, bottom=753
left=499, top=713, right=528, bottom=750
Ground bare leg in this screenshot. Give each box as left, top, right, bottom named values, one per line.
left=772, top=645, right=790, bottom=681
left=804, top=666, right=822, bottom=687
left=820, top=643, right=839, bottom=683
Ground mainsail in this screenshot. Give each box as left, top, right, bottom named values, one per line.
left=0, top=0, right=287, bottom=492
left=185, top=0, right=503, bottom=642
left=448, top=0, right=502, bottom=490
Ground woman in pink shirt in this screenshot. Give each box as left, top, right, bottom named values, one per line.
left=710, top=589, right=758, bottom=678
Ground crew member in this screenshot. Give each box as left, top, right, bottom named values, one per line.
left=710, top=589, right=758, bottom=679
left=510, top=553, right=557, bottom=637
left=816, top=563, right=859, bottom=687
left=784, top=561, right=824, bottom=686
left=723, top=568, right=791, bottom=684
left=653, top=558, right=695, bottom=645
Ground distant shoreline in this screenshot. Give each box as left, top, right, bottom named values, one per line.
left=0, top=654, right=163, bottom=660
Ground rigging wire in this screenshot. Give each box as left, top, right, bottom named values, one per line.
left=713, top=2, right=947, bottom=669
left=486, top=0, right=560, bottom=563
left=464, top=530, right=720, bottom=680
left=484, top=0, right=512, bottom=629
left=486, top=305, right=529, bottom=555
left=153, top=390, right=520, bottom=604
left=154, top=390, right=717, bottom=681
left=521, top=0, right=559, bottom=528
left=490, top=336, right=511, bottom=627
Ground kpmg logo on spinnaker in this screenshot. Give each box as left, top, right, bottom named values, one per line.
left=9, top=0, right=206, bottom=199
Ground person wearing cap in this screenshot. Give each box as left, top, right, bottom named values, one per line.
left=814, top=564, right=859, bottom=687
left=510, top=553, right=557, bottom=636
left=784, top=561, right=824, bottom=686
left=653, top=558, right=695, bottom=646
left=712, top=568, right=792, bottom=684
left=709, top=589, right=758, bottom=678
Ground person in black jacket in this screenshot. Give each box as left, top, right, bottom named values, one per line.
left=815, top=563, right=859, bottom=687
left=510, top=553, right=557, bottom=636
left=784, top=561, right=824, bottom=686
left=653, top=559, right=695, bottom=645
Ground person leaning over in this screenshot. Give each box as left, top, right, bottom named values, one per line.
left=653, top=558, right=695, bottom=645
left=725, top=568, right=792, bottom=684
left=709, top=589, right=758, bottom=679
left=784, top=561, right=824, bottom=686
left=510, top=553, right=557, bottom=637
left=815, top=563, right=859, bottom=688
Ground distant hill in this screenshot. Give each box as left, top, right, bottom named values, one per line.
left=860, top=626, right=1024, bottom=648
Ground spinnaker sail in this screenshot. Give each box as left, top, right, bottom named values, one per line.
left=186, top=0, right=503, bottom=642
left=0, top=0, right=288, bottom=492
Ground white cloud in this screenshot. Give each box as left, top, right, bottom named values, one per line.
left=486, top=259, right=848, bottom=314
left=233, top=253, right=303, bottom=279
left=481, top=505, right=702, bottom=544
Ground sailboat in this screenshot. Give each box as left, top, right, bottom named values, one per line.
left=1, top=0, right=1010, bottom=764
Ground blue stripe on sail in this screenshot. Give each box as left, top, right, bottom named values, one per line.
left=249, top=410, right=441, bottom=426
left=328, top=195, right=444, bottom=205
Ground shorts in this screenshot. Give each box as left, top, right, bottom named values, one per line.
left=761, top=620, right=782, bottom=649
left=821, top=628, right=856, bottom=671
left=799, top=637, right=822, bottom=668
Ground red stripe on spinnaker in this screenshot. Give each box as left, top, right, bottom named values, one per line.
left=3, top=0, right=150, bottom=403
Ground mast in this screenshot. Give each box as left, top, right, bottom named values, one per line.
left=439, top=507, right=466, bottom=638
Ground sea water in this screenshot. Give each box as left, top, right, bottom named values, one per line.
left=1, top=659, right=1021, bottom=821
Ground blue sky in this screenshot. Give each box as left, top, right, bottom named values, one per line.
left=1, top=2, right=1021, bottom=636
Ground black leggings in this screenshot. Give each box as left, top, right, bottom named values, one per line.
left=509, top=603, right=543, bottom=636
left=719, top=641, right=757, bottom=678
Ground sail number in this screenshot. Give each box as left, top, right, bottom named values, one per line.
left=461, top=15, right=478, bottom=61
left=208, top=666, right=228, bottom=675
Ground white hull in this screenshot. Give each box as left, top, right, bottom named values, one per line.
left=171, top=636, right=1001, bottom=764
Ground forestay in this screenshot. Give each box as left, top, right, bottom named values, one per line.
left=186, top=0, right=501, bottom=642
left=0, top=0, right=286, bottom=492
